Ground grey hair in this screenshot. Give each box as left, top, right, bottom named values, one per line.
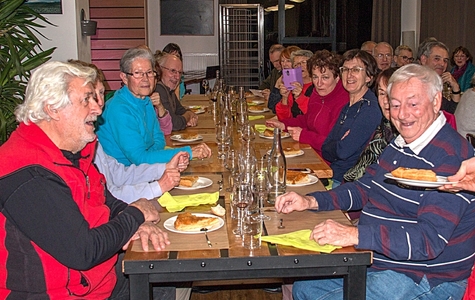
left=418, top=40, right=449, bottom=61
left=373, top=42, right=394, bottom=56
left=387, top=64, right=442, bottom=102
left=120, top=47, right=155, bottom=73
left=394, top=45, right=413, bottom=56
left=290, top=50, right=313, bottom=64
left=157, top=53, right=181, bottom=68
left=15, top=61, right=96, bottom=124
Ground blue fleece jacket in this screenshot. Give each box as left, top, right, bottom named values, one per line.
left=96, top=86, right=191, bottom=166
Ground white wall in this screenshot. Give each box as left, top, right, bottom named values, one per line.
left=401, top=0, right=421, bottom=49
left=36, top=0, right=90, bottom=62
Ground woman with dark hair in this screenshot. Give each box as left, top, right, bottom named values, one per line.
left=321, top=49, right=382, bottom=188
left=266, top=50, right=349, bottom=157
left=162, top=43, right=186, bottom=100
left=343, top=67, right=398, bottom=182
left=450, top=46, right=475, bottom=92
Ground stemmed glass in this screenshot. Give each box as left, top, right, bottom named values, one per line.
left=251, top=158, right=271, bottom=221
left=202, top=79, right=209, bottom=96
left=231, top=181, right=253, bottom=235
left=241, top=124, right=256, bottom=142
left=216, top=123, right=231, bottom=159
left=225, top=149, right=240, bottom=192
left=239, top=153, right=257, bottom=185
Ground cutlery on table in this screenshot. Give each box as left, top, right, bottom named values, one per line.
left=201, top=228, right=212, bottom=247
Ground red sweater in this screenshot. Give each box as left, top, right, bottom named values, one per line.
left=275, top=81, right=313, bottom=120
left=282, top=80, right=349, bottom=158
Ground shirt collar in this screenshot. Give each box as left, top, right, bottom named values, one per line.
left=394, top=112, right=446, bottom=155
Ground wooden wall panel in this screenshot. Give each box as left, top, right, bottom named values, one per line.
left=89, top=0, right=147, bottom=93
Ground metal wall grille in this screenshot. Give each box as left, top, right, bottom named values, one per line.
left=219, top=4, right=264, bottom=90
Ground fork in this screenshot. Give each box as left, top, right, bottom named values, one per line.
left=201, top=228, right=212, bottom=247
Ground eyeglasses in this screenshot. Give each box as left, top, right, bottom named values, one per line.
left=399, top=55, right=414, bottom=62
left=454, top=55, right=467, bottom=59
left=161, top=66, right=184, bottom=76
left=293, top=60, right=307, bottom=68
left=375, top=53, right=392, bottom=60
left=125, top=70, right=157, bottom=79
left=339, top=66, right=365, bottom=75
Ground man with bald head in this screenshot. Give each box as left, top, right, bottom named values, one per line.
left=373, top=42, right=393, bottom=71
left=156, top=53, right=198, bottom=131
left=360, top=41, right=376, bottom=54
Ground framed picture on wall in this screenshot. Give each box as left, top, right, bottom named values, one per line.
left=160, top=0, right=214, bottom=36
left=24, top=0, right=62, bottom=14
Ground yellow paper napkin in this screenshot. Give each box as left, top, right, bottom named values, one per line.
left=261, top=229, right=340, bottom=253
left=254, top=124, right=268, bottom=133
left=158, top=191, right=219, bottom=212
left=249, top=115, right=265, bottom=121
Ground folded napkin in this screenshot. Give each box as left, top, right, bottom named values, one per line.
left=254, top=124, right=268, bottom=133
left=249, top=115, right=265, bottom=121
left=158, top=191, right=219, bottom=212
left=261, top=229, right=340, bottom=253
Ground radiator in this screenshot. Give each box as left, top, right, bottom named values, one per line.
left=182, top=53, right=219, bottom=81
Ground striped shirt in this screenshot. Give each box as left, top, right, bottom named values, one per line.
left=310, top=119, right=475, bottom=287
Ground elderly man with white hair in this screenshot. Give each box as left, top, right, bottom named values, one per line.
left=0, top=61, right=170, bottom=299
left=275, top=64, right=475, bottom=299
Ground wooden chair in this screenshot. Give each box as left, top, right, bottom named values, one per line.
left=467, top=133, right=475, bottom=148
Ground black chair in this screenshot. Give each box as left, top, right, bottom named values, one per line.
left=467, top=133, right=475, bottom=148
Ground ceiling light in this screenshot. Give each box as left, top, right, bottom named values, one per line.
left=290, top=0, right=306, bottom=3
left=264, top=4, right=295, bottom=12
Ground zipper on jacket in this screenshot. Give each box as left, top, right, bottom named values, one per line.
left=86, top=175, right=90, bottom=199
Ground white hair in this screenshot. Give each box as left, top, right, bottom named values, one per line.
left=387, top=64, right=442, bottom=102
left=15, top=61, right=96, bottom=124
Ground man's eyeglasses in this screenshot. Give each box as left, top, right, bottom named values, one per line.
left=162, top=66, right=184, bottom=76
left=375, top=53, right=392, bottom=60
left=339, top=66, right=365, bottom=75
left=125, top=70, right=157, bottom=79
left=399, top=55, right=414, bottom=62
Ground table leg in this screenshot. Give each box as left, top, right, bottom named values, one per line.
left=129, top=274, right=150, bottom=300
left=343, top=265, right=367, bottom=300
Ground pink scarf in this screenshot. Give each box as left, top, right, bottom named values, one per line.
left=452, top=62, right=468, bottom=81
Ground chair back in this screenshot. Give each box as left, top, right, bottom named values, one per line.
left=467, top=133, right=475, bottom=148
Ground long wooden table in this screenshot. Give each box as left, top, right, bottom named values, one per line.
left=123, top=94, right=372, bottom=299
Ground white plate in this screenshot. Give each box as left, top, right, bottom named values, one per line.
left=175, top=176, right=213, bottom=190
left=164, top=213, right=224, bottom=234
left=259, top=132, right=291, bottom=139
left=248, top=107, right=270, bottom=113
left=249, top=99, right=265, bottom=105
left=267, top=149, right=305, bottom=158
left=384, top=173, right=457, bottom=188
left=287, top=174, right=319, bottom=187
left=187, top=106, right=206, bottom=114
left=170, top=134, right=203, bottom=142
left=249, top=89, right=264, bottom=98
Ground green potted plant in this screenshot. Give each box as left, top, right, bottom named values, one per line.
left=0, top=0, right=55, bottom=144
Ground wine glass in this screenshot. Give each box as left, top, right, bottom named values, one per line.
left=238, top=153, right=257, bottom=185
left=202, top=79, right=209, bottom=96
left=251, top=158, right=271, bottom=221
left=241, top=124, right=256, bottom=142
left=225, top=150, right=240, bottom=191
left=216, top=123, right=231, bottom=159
left=232, top=182, right=253, bottom=235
